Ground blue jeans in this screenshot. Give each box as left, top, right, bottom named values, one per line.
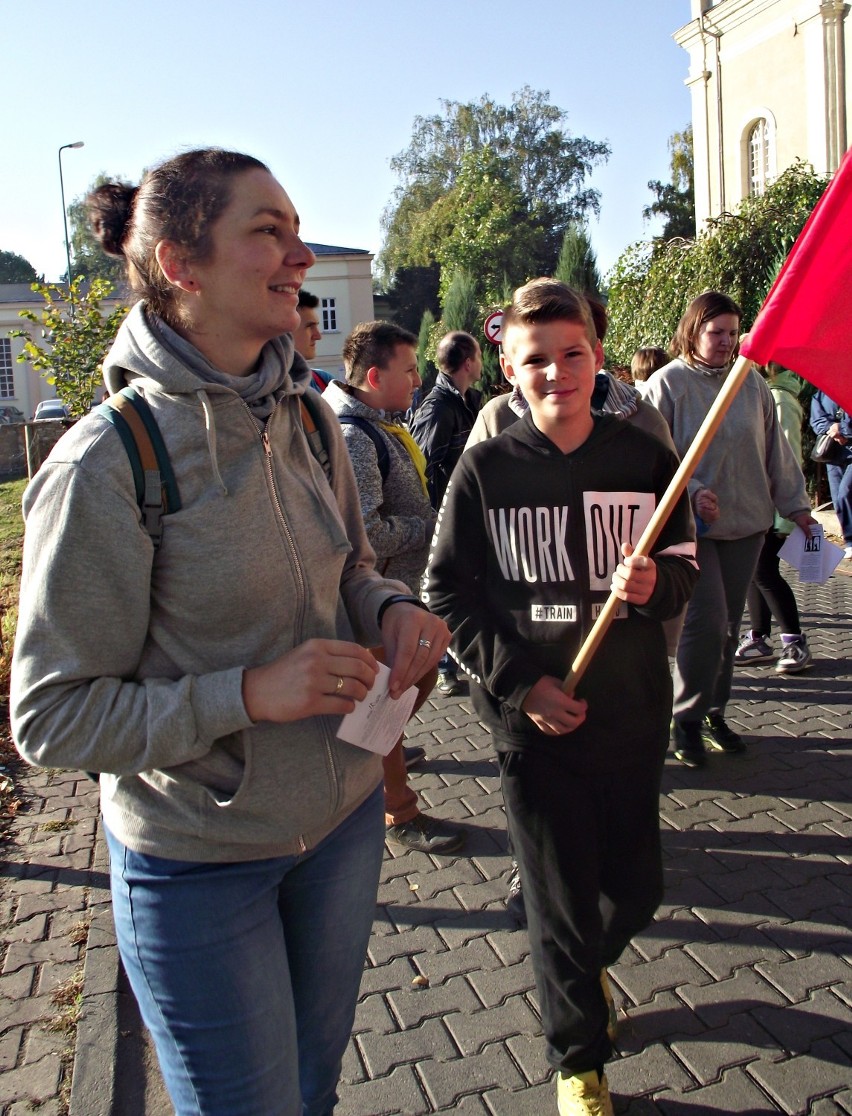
left=826, top=460, right=852, bottom=546
left=106, top=785, right=384, bottom=1116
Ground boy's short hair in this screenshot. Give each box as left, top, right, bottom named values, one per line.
left=630, top=347, right=669, bottom=382
left=503, top=279, right=597, bottom=352
left=298, top=289, right=319, bottom=309
left=436, top=331, right=479, bottom=375
left=343, top=321, right=417, bottom=386
left=584, top=295, right=608, bottom=342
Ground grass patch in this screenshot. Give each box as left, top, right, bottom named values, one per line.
left=0, top=476, right=26, bottom=693
left=68, top=918, right=91, bottom=947
left=47, top=967, right=85, bottom=1035
left=41, top=818, right=78, bottom=833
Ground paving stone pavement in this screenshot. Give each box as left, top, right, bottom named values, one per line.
left=2, top=569, right=850, bottom=1115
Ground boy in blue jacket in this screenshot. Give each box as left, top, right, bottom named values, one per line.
left=424, top=280, right=698, bottom=1116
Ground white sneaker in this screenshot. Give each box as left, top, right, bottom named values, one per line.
left=845, top=546, right=852, bottom=560
left=734, top=631, right=775, bottom=663
left=776, top=636, right=812, bottom=674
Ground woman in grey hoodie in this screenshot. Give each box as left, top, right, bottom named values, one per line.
left=11, top=149, right=449, bottom=1116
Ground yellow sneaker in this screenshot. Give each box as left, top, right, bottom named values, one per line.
left=556, top=1069, right=614, bottom=1116
left=600, top=969, right=618, bottom=1043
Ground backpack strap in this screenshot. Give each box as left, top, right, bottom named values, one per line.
left=96, top=387, right=181, bottom=549
left=338, top=415, right=390, bottom=483
left=299, top=392, right=333, bottom=482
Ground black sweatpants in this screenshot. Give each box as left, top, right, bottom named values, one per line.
left=746, top=529, right=802, bottom=636
left=498, top=745, right=666, bottom=1074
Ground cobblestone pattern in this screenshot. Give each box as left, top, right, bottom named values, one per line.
left=338, top=572, right=852, bottom=1115
left=3, top=571, right=851, bottom=1114
left=0, top=768, right=102, bottom=1115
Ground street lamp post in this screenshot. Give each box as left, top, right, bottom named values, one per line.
left=58, top=141, right=84, bottom=314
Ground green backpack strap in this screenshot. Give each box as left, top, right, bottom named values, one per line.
left=96, top=387, right=181, bottom=549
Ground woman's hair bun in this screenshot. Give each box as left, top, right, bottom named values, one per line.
left=86, top=181, right=138, bottom=258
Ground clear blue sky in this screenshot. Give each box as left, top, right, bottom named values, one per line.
left=3, top=0, right=693, bottom=285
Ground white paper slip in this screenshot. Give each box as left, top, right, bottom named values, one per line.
left=778, top=524, right=845, bottom=583
left=337, top=661, right=417, bottom=755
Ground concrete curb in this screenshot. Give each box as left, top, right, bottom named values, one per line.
left=68, top=819, right=119, bottom=1116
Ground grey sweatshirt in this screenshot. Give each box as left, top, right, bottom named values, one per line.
left=11, top=304, right=410, bottom=862
left=643, top=357, right=810, bottom=539
left=323, top=381, right=436, bottom=595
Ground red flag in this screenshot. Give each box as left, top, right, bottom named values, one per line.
left=740, top=149, right=852, bottom=413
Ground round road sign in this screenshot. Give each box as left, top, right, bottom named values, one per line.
left=483, top=310, right=504, bottom=346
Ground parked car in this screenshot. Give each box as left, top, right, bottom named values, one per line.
left=0, top=406, right=25, bottom=424
left=33, top=399, right=70, bottom=421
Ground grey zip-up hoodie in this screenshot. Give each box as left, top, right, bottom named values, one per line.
left=11, top=305, right=410, bottom=862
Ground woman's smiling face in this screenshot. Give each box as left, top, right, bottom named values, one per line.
left=178, top=168, right=315, bottom=371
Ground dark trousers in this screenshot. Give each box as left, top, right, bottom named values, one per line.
left=673, top=534, right=763, bottom=721
left=746, top=530, right=801, bottom=636
left=498, top=746, right=665, bottom=1074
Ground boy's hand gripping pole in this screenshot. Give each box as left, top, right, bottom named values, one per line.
left=561, top=355, right=755, bottom=695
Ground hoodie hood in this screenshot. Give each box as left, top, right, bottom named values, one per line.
left=770, top=368, right=803, bottom=400
left=103, top=304, right=314, bottom=496
left=322, top=378, right=410, bottom=424
left=104, top=303, right=312, bottom=401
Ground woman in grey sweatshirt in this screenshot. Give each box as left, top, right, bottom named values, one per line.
left=643, top=291, right=814, bottom=770
left=11, top=149, right=448, bottom=1116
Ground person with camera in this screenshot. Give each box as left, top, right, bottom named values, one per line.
left=810, top=391, right=852, bottom=560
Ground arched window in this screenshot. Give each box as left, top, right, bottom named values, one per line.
left=748, top=119, right=770, bottom=196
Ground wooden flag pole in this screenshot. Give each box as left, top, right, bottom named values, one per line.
left=561, top=354, right=755, bottom=694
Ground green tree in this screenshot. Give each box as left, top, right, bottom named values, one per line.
left=438, top=270, right=505, bottom=395
left=387, top=264, right=441, bottom=335
left=0, top=250, right=39, bottom=283
left=11, top=278, right=128, bottom=416
left=553, top=224, right=602, bottom=296
left=416, top=308, right=438, bottom=398
left=65, top=174, right=127, bottom=283
left=380, top=87, right=609, bottom=312
left=441, top=269, right=481, bottom=336
left=643, top=126, right=696, bottom=241
left=606, top=162, right=830, bottom=366
left=405, top=148, right=544, bottom=304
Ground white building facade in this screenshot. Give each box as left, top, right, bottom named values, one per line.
left=675, top=0, right=850, bottom=226
left=302, top=243, right=375, bottom=378
left=1, top=243, right=375, bottom=413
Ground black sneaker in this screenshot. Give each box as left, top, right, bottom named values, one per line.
left=672, top=720, right=707, bottom=768
left=437, top=672, right=464, bottom=697
left=403, top=745, right=426, bottom=769
left=702, top=713, right=746, bottom=753
left=505, top=860, right=527, bottom=927
left=386, top=813, right=465, bottom=854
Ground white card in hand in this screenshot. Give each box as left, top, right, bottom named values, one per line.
left=337, top=661, right=417, bottom=755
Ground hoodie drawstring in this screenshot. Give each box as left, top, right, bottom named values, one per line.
left=196, top=390, right=228, bottom=496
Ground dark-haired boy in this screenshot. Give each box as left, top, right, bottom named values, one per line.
left=410, top=330, right=483, bottom=695
left=424, top=280, right=697, bottom=1115
left=325, top=321, right=465, bottom=855
left=294, top=289, right=335, bottom=392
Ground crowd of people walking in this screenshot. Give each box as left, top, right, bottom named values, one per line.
left=9, top=146, right=846, bottom=1116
